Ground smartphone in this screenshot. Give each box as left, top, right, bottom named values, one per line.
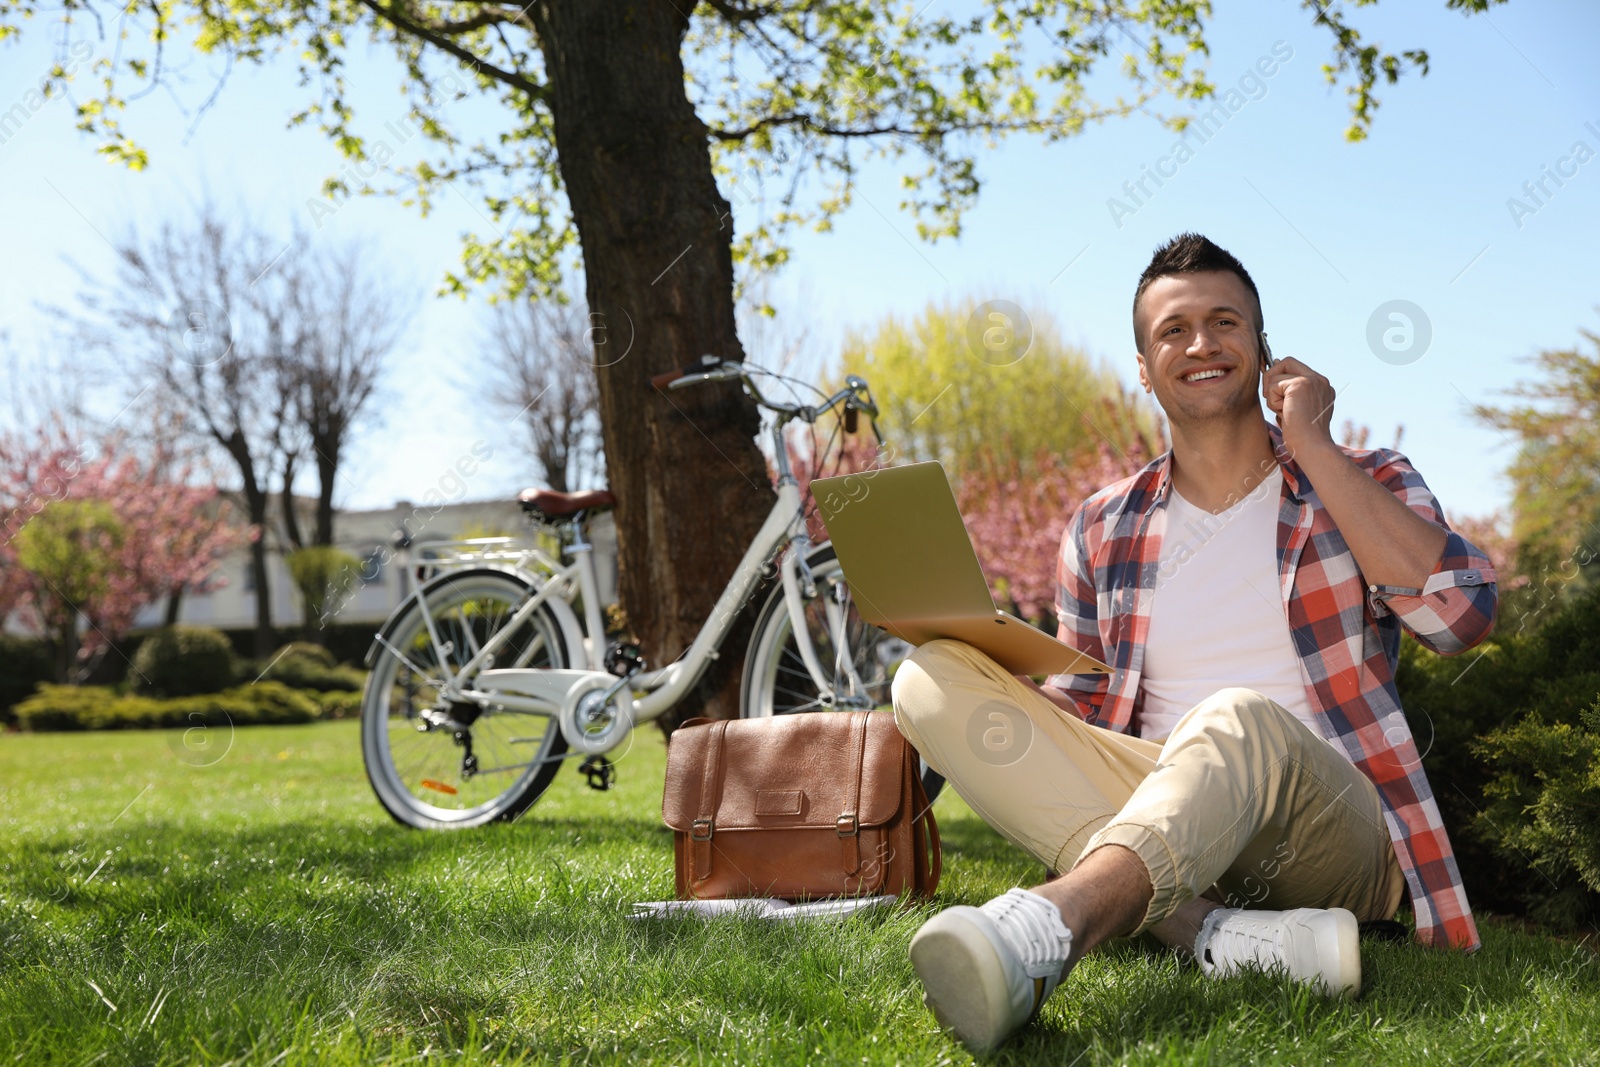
left=1260, top=331, right=1275, bottom=368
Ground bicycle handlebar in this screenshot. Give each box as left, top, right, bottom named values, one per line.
left=652, top=357, right=879, bottom=436
left=652, top=358, right=745, bottom=391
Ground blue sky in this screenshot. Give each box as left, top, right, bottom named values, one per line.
left=2, top=0, right=1596, bottom=523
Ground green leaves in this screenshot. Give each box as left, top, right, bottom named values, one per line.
left=1475, top=698, right=1600, bottom=928
left=1474, top=328, right=1600, bottom=596
left=1, top=0, right=1494, bottom=300
left=13, top=500, right=125, bottom=619
left=1297, top=0, right=1473, bottom=142
left=835, top=300, right=1159, bottom=478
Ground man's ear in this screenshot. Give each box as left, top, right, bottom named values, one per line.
left=1136, top=350, right=1151, bottom=393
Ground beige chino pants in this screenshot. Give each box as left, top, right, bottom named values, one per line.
left=891, top=640, right=1406, bottom=932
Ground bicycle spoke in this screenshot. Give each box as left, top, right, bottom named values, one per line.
left=771, top=683, right=824, bottom=705
left=467, top=761, right=538, bottom=776
left=375, top=633, right=443, bottom=686
left=454, top=606, right=483, bottom=660
left=393, top=749, right=444, bottom=786
left=774, top=660, right=820, bottom=682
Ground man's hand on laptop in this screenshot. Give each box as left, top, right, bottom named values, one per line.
left=1015, top=675, right=1080, bottom=715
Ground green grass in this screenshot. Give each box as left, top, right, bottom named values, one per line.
left=2, top=721, right=1598, bottom=1065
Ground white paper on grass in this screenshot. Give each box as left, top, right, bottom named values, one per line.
left=628, top=896, right=897, bottom=921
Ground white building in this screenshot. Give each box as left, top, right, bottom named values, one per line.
left=130, top=494, right=618, bottom=631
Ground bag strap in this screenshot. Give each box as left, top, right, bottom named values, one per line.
left=838, top=711, right=869, bottom=876
left=692, top=720, right=729, bottom=883
left=906, top=753, right=942, bottom=897
left=920, top=802, right=942, bottom=895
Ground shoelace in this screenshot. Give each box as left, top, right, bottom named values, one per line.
left=1203, top=912, right=1283, bottom=971
left=981, top=888, right=1073, bottom=979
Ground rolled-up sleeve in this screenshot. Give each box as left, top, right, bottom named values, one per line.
left=1368, top=531, right=1497, bottom=654
left=1363, top=450, right=1499, bottom=654
left=1045, top=505, right=1110, bottom=718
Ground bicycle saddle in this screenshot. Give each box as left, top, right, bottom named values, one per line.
left=517, top=487, right=617, bottom=518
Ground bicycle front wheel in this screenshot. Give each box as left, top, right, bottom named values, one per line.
left=361, top=569, right=569, bottom=829
left=740, top=543, right=944, bottom=802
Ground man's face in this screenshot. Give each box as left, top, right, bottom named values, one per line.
left=1134, top=271, right=1264, bottom=426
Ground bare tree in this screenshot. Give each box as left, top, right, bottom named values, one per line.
left=80, top=208, right=299, bottom=655
left=484, top=291, right=604, bottom=493
left=79, top=208, right=407, bottom=651
left=278, top=243, right=412, bottom=549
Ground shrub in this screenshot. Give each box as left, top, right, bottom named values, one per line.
left=315, top=689, right=363, bottom=720
left=285, top=545, right=362, bottom=633
left=257, top=641, right=365, bottom=692
left=9, top=684, right=115, bottom=732
left=0, top=634, right=53, bottom=727
left=1398, top=583, right=1600, bottom=925
left=77, top=622, right=380, bottom=686
left=130, top=624, right=237, bottom=697
left=1474, top=699, right=1600, bottom=930
left=13, top=681, right=322, bottom=732
left=270, top=641, right=337, bottom=669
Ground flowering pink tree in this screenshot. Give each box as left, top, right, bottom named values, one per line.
left=0, top=428, right=247, bottom=681
left=956, top=441, right=1154, bottom=626
left=779, top=422, right=894, bottom=542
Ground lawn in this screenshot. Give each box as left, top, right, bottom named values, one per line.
left=1, top=720, right=1597, bottom=1065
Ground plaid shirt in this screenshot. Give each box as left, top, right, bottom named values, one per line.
left=1047, top=424, right=1496, bottom=950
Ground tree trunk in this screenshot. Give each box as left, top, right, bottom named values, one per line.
left=281, top=453, right=304, bottom=551
left=540, top=438, right=569, bottom=493
left=55, top=619, right=78, bottom=685
left=313, top=423, right=340, bottom=546
left=246, top=498, right=274, bottom=657
left=539, top=1, right=773, bottom=729
left=163, top=584, right=183, bottom=626
left=218, top=431, right=276, bottom=657
left=233, top=451, right=276, bottom=656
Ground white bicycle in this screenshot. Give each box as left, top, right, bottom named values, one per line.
left=360, top=359, right=943, bottom=829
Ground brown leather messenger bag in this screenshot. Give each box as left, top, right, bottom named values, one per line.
left=662, top=710, right=941, bottom=901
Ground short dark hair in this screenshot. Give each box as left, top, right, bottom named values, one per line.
left=1132, top=233, right=1262, bottom=352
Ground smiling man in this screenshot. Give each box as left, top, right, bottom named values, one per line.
left=891, top=233, right=1498, bottom=1051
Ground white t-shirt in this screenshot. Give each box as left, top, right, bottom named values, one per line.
left=1139, top=467, right=1321, bottom=743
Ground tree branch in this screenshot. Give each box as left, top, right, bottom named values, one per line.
left=429, top=5, right=526, bottom=35
left=710, top=112, right=907, bottom=141
left=700, top=0, right=781, bottom=24
left=708, top=108, right=1133, bottom=143
left=354, top=0, right=549, bottom=102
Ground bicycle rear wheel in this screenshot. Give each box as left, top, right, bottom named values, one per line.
left=740, top=543, right=944, bottom=802
left=361, top=569, right=569, bottom=829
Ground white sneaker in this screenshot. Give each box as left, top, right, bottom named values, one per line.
left=1196, top=907, right=1361, bottom=996
left=909, top=888, right=1073, bottom=1051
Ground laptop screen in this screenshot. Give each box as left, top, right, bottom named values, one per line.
left=812, top=461, right=997, bottom=624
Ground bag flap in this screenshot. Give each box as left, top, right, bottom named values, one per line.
left=662, top=711, right=906, bottom=832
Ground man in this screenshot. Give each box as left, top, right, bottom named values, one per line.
left=891, top=233, right=1497, bottom=1051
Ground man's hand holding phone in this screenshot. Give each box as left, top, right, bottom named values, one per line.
left=1262, top=353, right=1338, bottom=460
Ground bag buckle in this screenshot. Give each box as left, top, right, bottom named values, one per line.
left=691, top=817, right=714, bottom=841
left=836, top=813, right=858, bottom=837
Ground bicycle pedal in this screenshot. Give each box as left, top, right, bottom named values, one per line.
left=578, top=754, right=616, bottom=791
left=604, top=641, right=645, bottom=678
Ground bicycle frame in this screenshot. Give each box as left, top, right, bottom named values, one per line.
left=405, top=415, right=861, bottom=752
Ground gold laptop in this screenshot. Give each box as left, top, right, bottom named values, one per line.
left=811, top=461, right=1112, bottom=677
